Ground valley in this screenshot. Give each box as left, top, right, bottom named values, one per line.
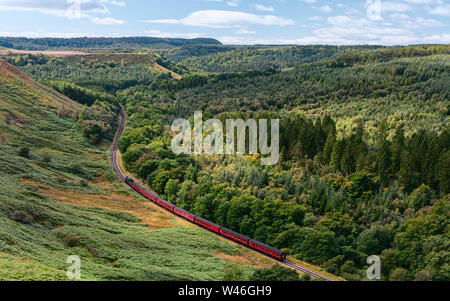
left=0, top=59, right=280, bottom=281
left=0, top=39, right=448, bottom=282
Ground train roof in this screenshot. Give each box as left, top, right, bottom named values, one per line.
left=156, top=196, right=175, bottom=207
left=221, top=227, right=251, bottom=241
left=195, top=216, right=221, bottom=229
left=135, top=182, right=161, bottom=200
left=174, top=206, right=195, bottom=216
left=131, top=180, right=144, bottom=190
left=132, top=180, right=175, bottom=206
left=249, top=239, right=284, bottom=254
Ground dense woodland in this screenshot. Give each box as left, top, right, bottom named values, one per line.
left=118, top=104, right=448, bottom=281
left=155, top=45, right=241, bottom=63
left=3, top=44, right=449, bottom=281
left=0, top=37, right=221, bottom=51
left=176, top=45, right=384, bottom=73
left=3, top=53, right=174, bottom=93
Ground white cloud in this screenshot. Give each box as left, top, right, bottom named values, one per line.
left=217, top=36, right=261, bottom=44
left=413, top=17, right=443, bottom=27
left=217, top=14, right=449, bottom=46
left=227, top=0, right=239, bottom=7
left=235, top=28, right=256, bottom=34
left=299, top=15, right=447, bottom=45
left=145, top=30, right=204, bottom=39
left=317, top=5, right=332, bottom=13
left=384, top=13, right=443, bottom=30
left=402, top=0, right=443, bottom=4
left=90, top=16, right=125, bottom=25
left=308, top=16, right=323, bottom=21
left=382, top=2, right=412, bottom=12
left=0, top=0, right=125, bottom=24
left=389, top=13, right=411, bottom=20
left=422, top=33, right=450, bottom=43
left=0, top=0, right=109, bottom=16
left=428, top=4, right=450, bottom=16
left=144, top=10, right=296, bottom=28
left=110, top=1, right=126, bottom=7
left=253, top=4, right=274, bottom=12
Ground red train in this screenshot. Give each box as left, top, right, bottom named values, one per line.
left=125, top=177, right=286, bottom=261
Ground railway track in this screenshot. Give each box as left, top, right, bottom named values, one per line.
left=110, top=108, right=336, bottom=282
left=111, top=109, right=126, bottom=182
left=282, top=260, right=334, bottom=280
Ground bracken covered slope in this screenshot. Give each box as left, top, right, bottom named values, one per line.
left=0, top=60, right=272, bottom=281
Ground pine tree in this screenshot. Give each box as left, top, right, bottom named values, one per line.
left=376, top=120, right=392, bottom=187
left=341, top=142, right=355, bottom=176
left=321, top=116, right=337, bottom=165
left=436, top=150, right=450, bottom=193
left=391, top=127, right=405, bottom=177
left=330, top=140, right=345, bottom=172
left=423, top=137, right=439, bottom=190
left=322, top=135, right=336, bottom=165
left=398, top=151, right=419, bottom=194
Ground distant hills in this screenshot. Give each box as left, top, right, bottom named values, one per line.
left=0, top=37, right=222, bottom=51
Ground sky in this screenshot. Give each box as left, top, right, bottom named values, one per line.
left=0, top=0, right=449, bottom=45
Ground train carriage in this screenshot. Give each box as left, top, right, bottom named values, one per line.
left=126, top=178, right=174, bottom=212
left=173, top=207, right=196, bottom=222
left=160, top=200, right=175, bottom=211
left=220, top=227, right=250, bottom=245
left=249, top=239, right=286, bottom=261
left=195, top=217, right=221, bottom=233
left=156, top=198, right=174, bottom=211
left=125, top=176, right=286, bottom=261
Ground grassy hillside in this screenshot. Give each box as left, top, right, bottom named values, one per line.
left=0, top=60, right=274, bottom=281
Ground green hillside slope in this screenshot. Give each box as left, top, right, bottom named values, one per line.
left=0, top=60, right=273, bottom=281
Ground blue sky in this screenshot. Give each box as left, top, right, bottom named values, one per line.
left=0, top=0, right=449, bottom=45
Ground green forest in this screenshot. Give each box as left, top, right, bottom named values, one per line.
left=0, top=37, right=221, bottom=51
left=2, top=43, right=449, bottom=281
